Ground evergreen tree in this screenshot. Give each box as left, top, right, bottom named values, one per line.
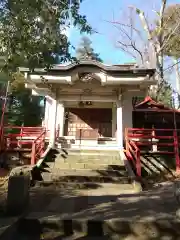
left=0, top=0, right=92, bottom=126
left=76, top=36, right=103, bottom=62
left=0, top=0, right=92, bottom=71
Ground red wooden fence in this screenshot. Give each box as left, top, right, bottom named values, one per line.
left=125, top=128, right=180, bottom=177
left=0, top=126, right=46, bottom=165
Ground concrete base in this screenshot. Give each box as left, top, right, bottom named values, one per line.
left=57, top=138, right=121, bottom=150
left=56, top=143, right=122, bottom=150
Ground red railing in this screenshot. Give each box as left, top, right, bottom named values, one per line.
left=125, top=128, right=180, bottom=177
left=0, top=125, right=61, bottom=165
left=31, top=129, right=46, bottom=165
left=0, top=126, right=46, bottom=164
left=125, top=137, right=141, bottom=177
left=0, top=126, right=5, bottom=151
left=1, top=126, right=44, bottom=150
left=4, top=126, right=44, bottom=136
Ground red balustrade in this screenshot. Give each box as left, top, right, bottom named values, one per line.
left=125, top=128, right=180, bottom=177
left=1, top=126, right=44, bottom=151
left=0, top=125, right=60, bottom=166
left=31, top=130, right=46, bottom=165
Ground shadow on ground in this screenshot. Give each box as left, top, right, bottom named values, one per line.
left=0, top=180, right=180, bottom=239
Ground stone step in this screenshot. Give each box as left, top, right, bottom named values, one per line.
left=13, top=217, right=180, bottom=239
left=56, top=157, right=121, bottom=163
left=61, top=154, right=121, bottom=160
left=42, top=168, right=128, bottom=177
left=59, top=152, right=120, bottom=157
left=42, top=173, right=130, bottom=184
left=59, top=149, right=121, bottom=156
left=42, top=162, right=129, bottom=183
left=55, top=158, right=122, bottom=165
left=58, top=153, right=121, bottom=158
left=44, top=162, right=123, bottom=170
left=56, top=143, right=120, bottom=150
left=48, top=148, right=121, bottom=157
left=46, top=150, right=122, bottom=164
left=52, top=150, right=123, bottom=166
left=42, top=148, right=128, bottom=185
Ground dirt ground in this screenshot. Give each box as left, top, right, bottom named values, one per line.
left=25, top=180, right=179, bottom=219
left=0, top=178, right=180, bottom=220
left=1, top=178, right=180, bottom=239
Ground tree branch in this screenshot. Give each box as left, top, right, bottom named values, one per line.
left=159, top=0, right=167, bottom=29
left=108, top=20, right=144, bottom=42
left=115, top=42, right=138, bottom=60
left=132, top=6, right=156, bottom=50
left=159, top=20, right=180, bottom=54
left=110, top=8, right=145, bottom=65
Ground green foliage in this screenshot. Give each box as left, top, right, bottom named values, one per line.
left=162, top=4, right=180, bottom=58
left=0, top=0, right=92, bottom=127
left=157, top=4, right=180, bottom=107
left=0, top=72, right=43, bottom=127
left=150, top=81, right=173, bottom=107
left=7, top=73, right=43, bottom=126
left=7, top=89, right=43, bottom=127
left=147, top=4, right=180, bottom=107
left=0, top=0, right=92, bottom=71
left=76, top=36, right=103, bottom=62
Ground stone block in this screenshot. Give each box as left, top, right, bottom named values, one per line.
left=6, top=174, right=30, bottom=215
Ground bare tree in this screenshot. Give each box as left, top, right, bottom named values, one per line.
left=110, top=8, right=148, bottom=66
left=110, top=0, right=180, bottom=105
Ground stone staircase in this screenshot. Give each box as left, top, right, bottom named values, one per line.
left=41, top=148, right=136, bottom=193
left=1, top=150, right=178, bottom=239
left=5, top=148, right=140, bottom=240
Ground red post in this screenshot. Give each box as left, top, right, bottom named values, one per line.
left=174, top=130, right=180, bottom=172
left=125, top=128, right=129, bottom=152
left=0, top=127, right=4, bottom=151
left=43, top=131, right=46, bottom=151
left=40, top=133, right=45, bottom=155
left=136, top=149, right=141, bottom=177
left=31, top=143, right=36, bottom=165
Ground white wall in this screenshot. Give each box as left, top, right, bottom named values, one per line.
left=44, top=97, right=52, bottom=130
left=56, top=102, right=65, bottom=137
left=116, top=100, right=123, bottom=148
left=112, top=103, right=117, bottom=138
left=122, top=93, right=133, bottom=135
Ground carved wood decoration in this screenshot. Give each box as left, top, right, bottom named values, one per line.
left=78, top=73, right=95, bottom=83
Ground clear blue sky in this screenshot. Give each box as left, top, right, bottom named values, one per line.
left=69, top=0, right=180, bottom=65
